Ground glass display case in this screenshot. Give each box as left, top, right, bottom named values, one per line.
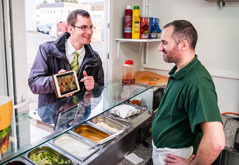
left=0, top=81, right=153, bottom=164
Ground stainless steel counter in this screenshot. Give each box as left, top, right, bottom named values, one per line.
left=82, top=108, right=154, bottom=165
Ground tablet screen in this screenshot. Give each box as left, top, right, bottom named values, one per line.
left=52, top=71, right=80, bottom=98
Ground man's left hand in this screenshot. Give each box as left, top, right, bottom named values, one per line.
left=80, top=70, right=95, bottom=90
left=164, top=154, right=195, bottom=165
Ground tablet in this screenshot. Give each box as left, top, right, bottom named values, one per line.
left=52, top=71, right=80, bottom=98
left=54, top=104, right=78, bottom=130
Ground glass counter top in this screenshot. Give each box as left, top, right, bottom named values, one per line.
left=0, top=81, right=153, bottom=164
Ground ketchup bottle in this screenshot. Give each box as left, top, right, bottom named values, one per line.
left=124, top=5, right=132, bottom=39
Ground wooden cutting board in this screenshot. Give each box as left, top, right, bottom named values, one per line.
left=135, top=71, right=168, bottom=86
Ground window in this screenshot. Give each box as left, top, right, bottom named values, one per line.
left=25, top=1, right=106, bottom=110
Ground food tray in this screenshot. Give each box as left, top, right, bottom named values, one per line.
left=5, top=156, right=31, bottom=165
left=6, top=161, right=26, bottom=165
left=74, top=124, right=110, bottom=143
left=25, top=145, right=73, bottom=165
left=53, top=133, right=98, bottom=162
left=91, top=116, right=129, bottom=133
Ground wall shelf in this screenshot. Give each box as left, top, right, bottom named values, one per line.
left=115, top=38, right=161, bottom=62
left=116, top=38, right=161, bottom=43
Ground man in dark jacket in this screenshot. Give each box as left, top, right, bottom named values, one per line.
left=28, top=9, right=104, bottom=108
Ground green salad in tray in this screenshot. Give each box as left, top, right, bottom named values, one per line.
left=29, top=151, right=71, bottom=165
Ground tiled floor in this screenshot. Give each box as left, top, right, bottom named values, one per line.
left=118, top=134, right=152, bottom=165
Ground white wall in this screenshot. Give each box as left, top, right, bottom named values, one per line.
left=108, top=0, right=143, bottom=83
left=145, top=0, right=239, bottom=113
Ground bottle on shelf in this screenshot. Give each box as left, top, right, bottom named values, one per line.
left=122, top=60, right=136, bottom=85
left=124, top=5, right=132, bottom=39
left=132, top=6, right=140, bottom=39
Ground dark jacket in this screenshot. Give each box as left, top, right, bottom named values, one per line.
left=28, top=32, right=104, bottom=108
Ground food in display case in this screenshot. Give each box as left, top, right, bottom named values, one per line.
left=91, top=116, right=128, bottom=133
left=95, top=122, right=119, bottom=133
left=53, top=133, right=97, bottom=161
left=74, top=124, right=110, bottom=143
left=27, top=146, right=73, bottom=165
left=0, top=80, right=156, bottom=165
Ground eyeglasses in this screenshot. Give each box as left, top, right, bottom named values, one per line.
left=72, top=25, right=96, bottom=31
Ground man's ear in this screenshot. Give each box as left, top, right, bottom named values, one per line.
left=68, top=26, right=74, bottom=33
left=179, top=40, right=188, bottom=51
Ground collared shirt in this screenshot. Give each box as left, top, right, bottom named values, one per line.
left=66, top=38, right=85, bottom=67
left=152, top=55, right=222, bottom=149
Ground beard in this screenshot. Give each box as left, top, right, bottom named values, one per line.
left=162, top=44, right=179, bottom=63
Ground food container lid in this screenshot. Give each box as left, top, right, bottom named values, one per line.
left=134, top=6, right=139, bottom=10
left=125, top=60, right=133, bottom=65
left=126, top=5, right=131, bottom=9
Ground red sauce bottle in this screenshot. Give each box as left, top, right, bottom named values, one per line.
left=124, top=5, right=132, bottom=39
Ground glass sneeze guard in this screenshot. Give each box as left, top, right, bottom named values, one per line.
left=0, top=81, right=153, bottom=164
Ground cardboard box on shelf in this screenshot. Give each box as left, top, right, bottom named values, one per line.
left=140, top=17, right=150, bottom=39
left=149, top=17, right=161, bottom=39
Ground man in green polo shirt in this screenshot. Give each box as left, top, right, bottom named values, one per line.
left=151, top=20, right=225, bottom=165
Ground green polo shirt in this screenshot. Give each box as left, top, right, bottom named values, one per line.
left=152, top=55, right=222, bottom=149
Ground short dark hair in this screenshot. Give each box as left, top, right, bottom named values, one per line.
left=164, top=20, right=198, bottom=49
left=67, top=9, right=91, bottom=26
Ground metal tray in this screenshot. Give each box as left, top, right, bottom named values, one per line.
left=53, top=133, right=98, bottom=162
left=74, top=124, right=110, bottom=143
left=5, top=161, right=28, bottom=165
left=5, top=156, right=33, bottom=165
left=91, top=116, right=129, bottom=133
left=85, top=121, right=114, bottom=135
left=25, top=145, right=74, bottom=165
